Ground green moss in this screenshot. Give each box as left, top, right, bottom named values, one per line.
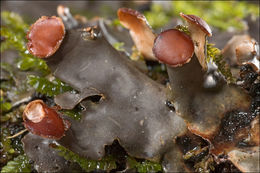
left=27, top=75, right=73, bottom=97
left=0, top=27, right=26, bottom=53
left=1, top=155, right=31, bottom=173
left=16, top=56, right=50, bottom=75
left=175, top=25, right=190, bottom=35
left=1, top=11, right=28, bottom=35
left=54, top=144, right=116, bottom=172
left=1, top=11, right=50, bottom=75
left=1, top=27, right=50, bottom=75
left=0, top=128, right=13, bottom=156
left=206, top=43, right=235, bottom=83
left=54, top=144, right=162, bottom=172
left=0, top=127, right=20, bottom=166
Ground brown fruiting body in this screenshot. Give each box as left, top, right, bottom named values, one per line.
left=180, top=12, right=212, bottom=70
left=118, top=8, right=156, bottom=60
left=23, top=100, right=70, bottom=139
left=180, top=13, right=212, bottom=37
left=236, top=40, right=260, bottom=73
left=222, top=35, right=252, bottom=66
left=27, top=16, right=65, bottom=58
left=153, top=29, right=194, bottom=67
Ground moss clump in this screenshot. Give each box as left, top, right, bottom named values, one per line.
left=1, top=11, right=50, bottom=75
left=206, top=43, right=235, bottom=83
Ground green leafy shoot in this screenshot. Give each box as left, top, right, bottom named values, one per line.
left=53, top=144, right=116, bottom=172
left=27, top=75, right=73, bottom=97
left=127, top=157, right=162, bottom=173
left=206, top=43, right=235, bottom=83
left=1, top=11, right=50, bottom=75
left=1, top=154, right=31, bottom=173
left=113, top=42, right=125, bottom=52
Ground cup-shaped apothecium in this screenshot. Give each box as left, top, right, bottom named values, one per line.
left=27, top=16, right=65, bottom=58
left=118, top=8, right=156, bottom=60
left=23, top=100, right=70, bottom=139
left=180, top=12, right=212, bottom=70
left=153, top=29, right=194, bottom=67
left=236, top=40, right=260, bottom=73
